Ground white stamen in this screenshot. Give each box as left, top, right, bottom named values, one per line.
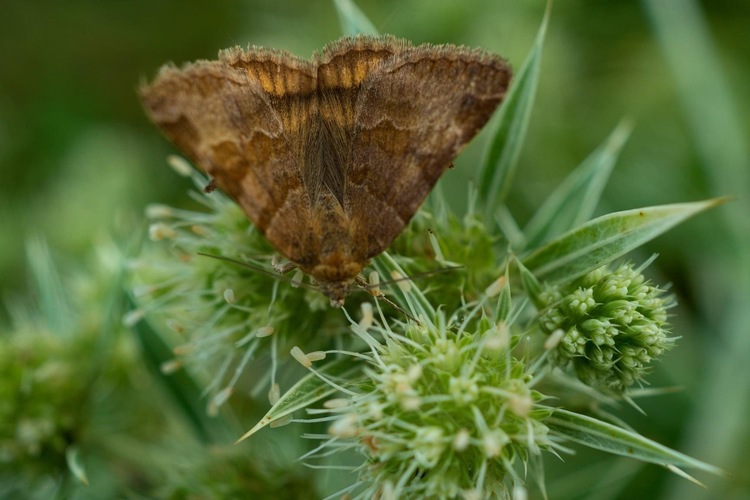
left=485, top=322, right=509, bottom=351
left=544, top=328, right=566, bottom=350
left=291, top=346, right=311, bottom=368
left=381, top=481, right=396, bottom=500
left=512, top=484, right=528, bottom=500
left=482, top=430, right=507, bottom=458
left=391, top=271, right=411, bottom=292
left=453, top=428, right=471, bottom=452
left=167, top=154, right=194, bottom=176
left=214, top=386, right=233, bottom=407
left=145, top=203, right=174, bottom=218
left=148, top=222, right=177, bottom=241
left=123, top=309, right=144, bottom=327
left=160, top=359, right=183, bottom=374
left=173, top=344, right=193, bottom=356
left=508, top=393, right=533, bottom=417
left=328, top=414, right=359, bottom=438
left=485, top=275, right=507, bottom=297
left=208, top=386, right=233, bottom=416
left=268, top=383, right=280, bottom=405
left=323, top=398, right=350, bottom=409
left=359, top=302, right=374, bottom=331
left=306, top=351, right=327, bottom=362
left=407, top=364, right=423, bottom=382
left=368, top=271, right=381, bottom=296
left=256, top=326, right=274, bottom=338
left=291, top=269, right=304, bottom=288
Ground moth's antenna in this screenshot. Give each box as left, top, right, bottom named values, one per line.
left=353, top=274, right=418, bottom=323
left=353, top=266, right=463, bottom=322
left=196, top=252, right=318, bottom=291
left=367, top=265, right=464, bottom=289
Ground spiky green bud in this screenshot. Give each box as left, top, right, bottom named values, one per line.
left=537, top=262, right=675, bottom=392
left=322, top=303, right=552, bottom=499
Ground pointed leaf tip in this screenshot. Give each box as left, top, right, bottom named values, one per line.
left=477, top=6, right=548, bottom=221
left=523, top=198, right=723, bottom=283
left=523, top=118, right=635, bottom=249
left=236, top=358, right=362, bottom=443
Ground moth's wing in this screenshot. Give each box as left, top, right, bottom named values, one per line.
left=280, top=36, right=414, bottom=276
left=309, top=35, right=412, bottom=205
left=346, top=45, right=512, bottom=261
left=140, top=50, right=319, bottom=264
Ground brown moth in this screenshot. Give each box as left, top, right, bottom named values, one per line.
left=140, top=35, right=511, bottom=306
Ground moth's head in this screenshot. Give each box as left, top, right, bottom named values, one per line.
left=318, top=280, right=353, bottom=308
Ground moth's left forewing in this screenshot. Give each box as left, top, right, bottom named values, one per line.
left=346, top=44, right=512, bottom=260
left=140, top=49, right=322, bottom=266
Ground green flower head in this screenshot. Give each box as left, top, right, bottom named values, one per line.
left=316, top=295, right=554, bottom=499
left=537, top=261, right=676, bottom=392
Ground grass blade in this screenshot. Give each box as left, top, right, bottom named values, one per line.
left=523, top=119, right=633, bottom=250
left=522, top=198, right=725, bottom=283
left=238, top=357, right=362, bottom=442
left=547, top=409, right=723, bottom=476
left=478, top=3, right=549, bottom=222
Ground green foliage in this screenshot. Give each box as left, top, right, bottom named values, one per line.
left=522, top=199, right=724, bottom=283
left=3, top=0, right=747, bottom=498
left=123, top=4, right=722, bottom=497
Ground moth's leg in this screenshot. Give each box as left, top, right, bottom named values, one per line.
left=272, top=254, right=297, bottom=274
left=203, top=178, right=218, bottom=193
left=355, top=275, right=381, bottom=298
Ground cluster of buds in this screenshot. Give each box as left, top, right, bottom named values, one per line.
left=536, top=262, right=675, bottom=392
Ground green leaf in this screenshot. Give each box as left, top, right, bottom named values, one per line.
left=547, top=409, right=723, bottom=476
left=127, top=297, right=219, bottom=444
left=238, top=357, right=363, bottom=442
left=332, top=0, right=378, bottom=36
left=523, top=119, right=633, bottom=250
left=522, top=198, right=725, bottom=283
left=478, top=2, right=549, bottom=222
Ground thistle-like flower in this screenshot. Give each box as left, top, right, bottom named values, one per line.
left=312, top=286, right=555, bottom=499
left=536, top=261, right=676, bottom=392
left=389, top=193, right=501, bottom=306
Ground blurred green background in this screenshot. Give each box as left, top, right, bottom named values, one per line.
left=1, top=0, right=748, bottom=498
